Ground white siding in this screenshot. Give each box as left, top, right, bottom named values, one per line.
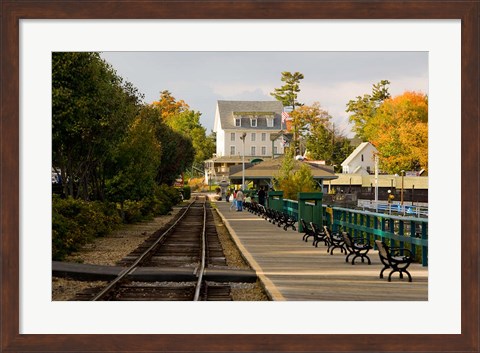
left=216, top=128, right=226, bottom=156
left=213, top=101, right=288, bottom=159
left=341, top=143, right=377, bottom=175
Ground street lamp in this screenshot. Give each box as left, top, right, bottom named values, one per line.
left=240, top=132, right=246, bottom=190
left=400, top=170, right=405, bottom=206
left=374, top=154, right=379, bottom=210
left=387, top=189, right=392, bottom=214
left=412, top=184, right=415, bottom=206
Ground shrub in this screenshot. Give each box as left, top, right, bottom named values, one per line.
left=155, top=184, right=182, bottom=213
left=51, top=184, right=184, bottom=260
left=121, top=200, right=144, bottom=223
left=52, top=211, right=83, bottom=260
left=182, top=186, right=191, bottom=200
left=187, top=177, right=204, bottom=191
left=52, top=196, right=121, bottom=260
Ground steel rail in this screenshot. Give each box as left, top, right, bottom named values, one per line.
left=193, top=197, right=207, bottom=301
left=91, top=198, right=198, bottom=301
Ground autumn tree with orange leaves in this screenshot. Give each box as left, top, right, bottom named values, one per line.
left=152, top=90, right=190, bottom=121
left=151, top=90, right=215, bottom=163
left=363, top=91, right=428, bottom=174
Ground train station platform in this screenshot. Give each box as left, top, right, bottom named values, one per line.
left=212, top=199, right=428, bottom=301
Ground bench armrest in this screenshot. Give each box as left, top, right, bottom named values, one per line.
left=389, top=247, right=413, bottom=258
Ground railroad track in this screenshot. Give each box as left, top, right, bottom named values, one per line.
left=75, top=196, right=237, bottom=301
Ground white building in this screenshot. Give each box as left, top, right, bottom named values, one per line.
left=213, top=100, right=286, bottom=158
left=205, top=100, right=288, bottom=184
left=341, top=142, right=378, bottom=175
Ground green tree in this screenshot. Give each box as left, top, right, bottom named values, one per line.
left=274, top=148, right=316, bottom=199
left=166, top=110, right=215, bottom=163
left=270, top=71, right=304, bottom=110
left=52, top=52, right=143, bottom=200
left=306, top=120, right=354, bottom=172
left=143, top=105, right=195, bottom=185
left=346, top=80, right=390, bottom=140
left=332, top=138, right=355, bottom=173
left=152, top=92, right=215, bottom=164
left=306, top=123, right=334, bottom=163
left=284, top=102, right=353, bottom=170
left=105, top=110, right=161, bottom=204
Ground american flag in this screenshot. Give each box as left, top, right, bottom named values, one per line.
left=281, top=111, right=290, bottom=123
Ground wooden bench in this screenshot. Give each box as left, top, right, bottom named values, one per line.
left=341, top=232, right=372, bottom=265
left=277, top=211, right=297, bottom=231
left=309, top=222, right=328, bottom=248
left=375, top=240, right=414, bottom=282
left=321, top=225, right=346, bottom=255
left=301, top=219, right=315, bottom=242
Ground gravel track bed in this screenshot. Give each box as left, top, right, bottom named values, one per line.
left=52, top=200, right=268, bottom=301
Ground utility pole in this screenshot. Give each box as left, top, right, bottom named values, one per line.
left=400, top=170, right=405, bottom=206
left=240, top=132, right=246, bottom=190
left=374, top=154, right=379, bottom=209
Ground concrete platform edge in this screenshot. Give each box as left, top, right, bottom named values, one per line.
left=213, top=204, right=285, bottom=301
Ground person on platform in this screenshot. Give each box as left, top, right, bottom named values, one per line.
left=230, top=190, right=237, bottom=211
left=258, top=186, right=266, bottom=206
left=235, top=189, right=244, bottom=211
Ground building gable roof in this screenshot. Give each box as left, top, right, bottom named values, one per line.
left=229, top=156, right=338, bottom=180
left=341, top=142, right=377, bottom=167
left=216, top=100, right=283, bottom=131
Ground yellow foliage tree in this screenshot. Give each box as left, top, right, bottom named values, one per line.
left=275, top=148, right=317, bottom=200
left=151, top=90, right=189, bottom=121
left=364, top=91, right=428, bottom=173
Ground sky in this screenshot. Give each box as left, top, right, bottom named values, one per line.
left=100, top=51, right=428, bottom=137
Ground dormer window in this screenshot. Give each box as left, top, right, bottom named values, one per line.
left=234, top=118, right=241, bottom=127
left=267, top=117, right=274, bottom=127
left=251, top=118, right=257, bottom=127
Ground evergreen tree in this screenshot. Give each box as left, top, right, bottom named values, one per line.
left=270, top=71, right=304, bottom=110
left=346, top=80, right=390, bottom=140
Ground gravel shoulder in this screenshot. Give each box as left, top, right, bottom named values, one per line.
left=52, top=201, right=268, bottom=301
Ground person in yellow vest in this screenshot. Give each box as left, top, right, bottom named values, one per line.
left=388, top=194, right=395, bottom=203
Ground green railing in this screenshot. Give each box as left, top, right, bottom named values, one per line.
left=324, top=206, right=428, bottom=266
left=283, top=199, right=299, bottom=216
left=269, top=192, right=322, bottom=232
left=275, top=199, right=318, bottom=232
left=269, top=194, right=428, bottom=266
left=268, top=191, right=284, bottom=211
